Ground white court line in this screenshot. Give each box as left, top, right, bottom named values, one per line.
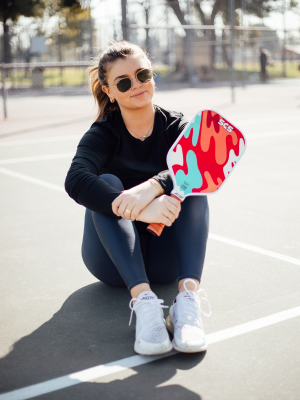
left=0, top=168, right=64, bottom=192
left=1, top=306, right=300, bottom=400
left=1, top=167, right=300, bottom=266
left=235, top=115, right=300, bottom=125
left=247, top=129, right=300, bottom=139
left=0, top=135, right=81, bottom=147
left=0, top=153, right=74, bottom=165
left=0, top=128, right=299, bottom=148
left=209, top=233, right=300, bottom=266
left=184, top=115, right=300, bottom=125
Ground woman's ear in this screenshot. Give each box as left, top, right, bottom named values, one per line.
left=102, top=86, right=109, bottom=96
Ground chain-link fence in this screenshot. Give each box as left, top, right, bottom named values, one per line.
left=1, top=0, right=300, bottom=118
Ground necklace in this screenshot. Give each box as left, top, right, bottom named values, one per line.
left=125, top=123, right=154, bottom=141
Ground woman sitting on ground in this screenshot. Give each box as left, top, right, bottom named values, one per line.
left=65, top=41, right=210, bottom=355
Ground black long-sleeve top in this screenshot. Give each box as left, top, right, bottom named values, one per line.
left=65, top=105, right=188, bottom=221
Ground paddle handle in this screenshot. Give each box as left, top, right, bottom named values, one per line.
left=147, top=194, right=182, bottom=237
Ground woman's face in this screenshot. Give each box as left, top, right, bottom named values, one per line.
left=102, top=55, right=154, bottom=111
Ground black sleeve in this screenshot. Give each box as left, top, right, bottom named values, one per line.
left=64, top=124, right=120, bottom=217
left=152, top=113, right=189, bottom=195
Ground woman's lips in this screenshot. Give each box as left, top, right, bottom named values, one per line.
left=131, top=91, right=146, bottom=98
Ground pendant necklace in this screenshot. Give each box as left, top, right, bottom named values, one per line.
left=126, top=123, right=154, bottom=141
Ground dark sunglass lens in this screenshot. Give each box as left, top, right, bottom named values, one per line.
left=137, top=69, right=152, bottom=83
left=117, top=78, right=131, bottom=92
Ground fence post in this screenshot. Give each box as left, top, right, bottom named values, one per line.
left=1, top=64, right=7, bottom=119
left=241, top=0, right=247, bottom=88
left=229, top=0, right=235, bottom=103
left=282, top=0, right=286, bottom=77
left=186, top=0, right=196, bottom=87
left=121, top=0, right=128, bottom=40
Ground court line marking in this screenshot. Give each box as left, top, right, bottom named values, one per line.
left=0, top=167, right=64, bottom=192
left=209, top=234, right=300, bottom=266
left=0, top=129, right=299, bottom=147
left=0, top=116, right=90, bottom=139
left=1, top=306, right=300, bottom=400
left=184, top=115, right=300, bottom=125
left=247, top=129, right=300, bottom=139
left=0, top=135, right=81, bottom=147
left=1, top=167, right=300, bottom=266
left=0, top=153, right=74, bottom=165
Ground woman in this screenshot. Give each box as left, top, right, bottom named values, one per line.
left=65, top=41, right=210, bottom=356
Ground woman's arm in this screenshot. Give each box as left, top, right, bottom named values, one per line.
left=112, top=179, right=163, bottom=221
left=136, top=195, right=181, bottom=226
left=65, top=125, right=120, bottom=217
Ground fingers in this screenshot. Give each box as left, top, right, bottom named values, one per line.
left=165, top=203, right=180, bottom=219
left=159, top=195, right=181, bottom=219
left=112, top=195, right=123, bottom=216
left=164, top=211, right=176, bottom=224
left=166, top=196, right=182, bottom=210
left=160, top=215, right=172, bottom=227
left=130, top=205, right=142, bottom=221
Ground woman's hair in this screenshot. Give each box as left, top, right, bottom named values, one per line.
left=88, top=41, right=151, bottom=121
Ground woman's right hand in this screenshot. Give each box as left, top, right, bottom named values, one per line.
left=136, top=195, right=181, bottom=226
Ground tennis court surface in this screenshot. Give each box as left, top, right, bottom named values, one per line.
left=1, top=80, right=300, bottom=400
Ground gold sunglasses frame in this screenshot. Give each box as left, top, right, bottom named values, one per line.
left=112, top=68, right=153, bottom=92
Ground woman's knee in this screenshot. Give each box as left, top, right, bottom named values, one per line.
left=100, top=174, right=124, bottom=191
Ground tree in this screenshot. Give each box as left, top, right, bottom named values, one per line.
left=166, top=0, right=299, bottom=70
left=1, top=0, right=41, bottom=62
left=0, top=0, right=82, bottom=63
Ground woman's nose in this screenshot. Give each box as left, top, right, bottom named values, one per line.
left=131, top=75, right=142, bottom=89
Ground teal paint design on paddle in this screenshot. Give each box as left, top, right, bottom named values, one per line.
left=184, top=113, right=202, bottom=146
left=175, top=150, right=203, bottom=195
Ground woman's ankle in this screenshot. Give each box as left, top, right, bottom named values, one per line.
left=178, top=278, right=200, bottom=293
left=130, top=283, right=151, bottom=300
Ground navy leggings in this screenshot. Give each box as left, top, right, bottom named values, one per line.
left=81, top=174, right=209, bottom=291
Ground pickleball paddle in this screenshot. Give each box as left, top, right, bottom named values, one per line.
left=147, top=109, right=247, bottom=236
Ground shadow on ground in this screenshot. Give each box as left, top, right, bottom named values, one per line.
left=0, top=282, right=204, bottom=399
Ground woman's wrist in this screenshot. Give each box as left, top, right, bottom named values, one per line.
left=148, top=178, right=164, bottom=197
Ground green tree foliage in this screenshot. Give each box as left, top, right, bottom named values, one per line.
left=0, top=0, right=82, bottom=62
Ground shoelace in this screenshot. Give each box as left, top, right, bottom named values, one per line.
left=177, top=279, right=212, bottom=326
left=129, top=297, right=168, bottom=326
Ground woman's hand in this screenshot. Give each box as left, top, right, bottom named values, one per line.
left=136, top=195, right=181, bottom=227
left=112, top=180, right=161, bottom=221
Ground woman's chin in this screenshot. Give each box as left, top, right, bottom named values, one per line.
left=129, top=96, right=152, bottom=109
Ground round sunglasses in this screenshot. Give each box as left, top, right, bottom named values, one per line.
left=113, top=68, right=153, bottom=93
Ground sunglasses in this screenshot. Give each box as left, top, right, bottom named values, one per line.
left=112, top=68, right=153, bottom=93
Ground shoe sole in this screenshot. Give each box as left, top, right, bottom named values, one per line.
left=134, top=339, right=173, bottom=356
left=165, top=313, right=207, bottom=353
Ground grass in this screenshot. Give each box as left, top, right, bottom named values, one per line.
left=1, top=61, right=299, bottom=89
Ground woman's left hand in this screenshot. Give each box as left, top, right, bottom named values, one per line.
left=112, top=180, right=162, bottom=221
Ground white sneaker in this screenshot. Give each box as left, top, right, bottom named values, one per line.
left=165, top=279, right=212, bottom=353
left=129, top=291, right=172, bottom=355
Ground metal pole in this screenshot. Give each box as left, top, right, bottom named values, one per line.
left=282, top=0, right=286, bottom=77
left=186, top=0, right=196, bottom=86
left=230, top=0, right=235, bottom=103
left=241, top=0, right=246, bottom=88
left=145, top=2, right=150, bottom=53
left=121, top=0, right=128, bottom=41
left=1, top=64, right=7, bottom=119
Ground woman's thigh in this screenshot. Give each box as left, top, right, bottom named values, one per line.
left=81, top=208, right=126, bottom=288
